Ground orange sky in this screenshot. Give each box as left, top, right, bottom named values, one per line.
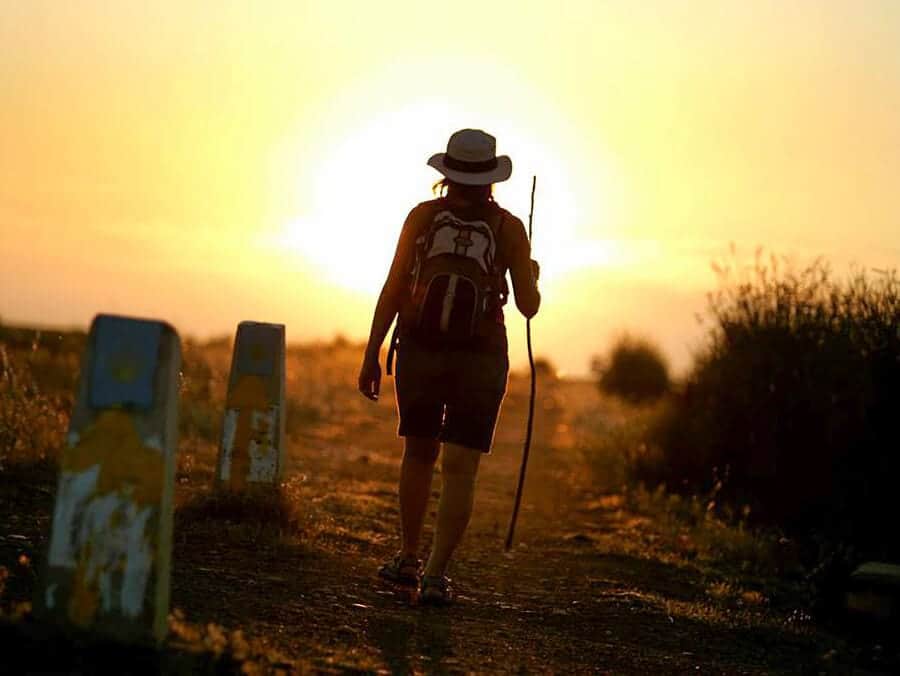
left=2, top=1, right=899, bottom=375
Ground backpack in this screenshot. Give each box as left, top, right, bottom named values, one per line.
left=405, top=203, right=507, bottom=343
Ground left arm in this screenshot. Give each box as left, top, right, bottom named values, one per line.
left=358, top=207, right=419, bottom=399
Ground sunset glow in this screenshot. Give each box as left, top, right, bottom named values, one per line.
left=2, top=1, right=899, bottom=374
left=267, top=97, right=605, bottom=295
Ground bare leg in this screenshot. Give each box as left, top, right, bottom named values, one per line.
left=424, top=443, right=482, bottom=577
left=399, top=436, right=440, bottom=558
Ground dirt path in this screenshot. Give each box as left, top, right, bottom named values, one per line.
left=0, top=356, right=882, bottom=674
left=164, top=377, right=832, bottom=674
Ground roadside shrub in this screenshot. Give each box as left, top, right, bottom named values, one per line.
left=593, top=335, right=670, bottom=404
left=642, top=257, right=900, bottom=564
left=533, top=356, right=557, bottom=379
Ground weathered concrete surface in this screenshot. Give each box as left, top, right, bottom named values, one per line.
left=216, top=322, right=286, bottom=491
left=35, top=315, right=181, bottom=644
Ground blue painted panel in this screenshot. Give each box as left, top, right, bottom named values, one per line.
left=235, top=323, right=282, bottom=377
left=89, top=315, right=162, bottom=410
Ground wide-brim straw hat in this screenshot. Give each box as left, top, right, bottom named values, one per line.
left=427, top=129, right=512, bottom=186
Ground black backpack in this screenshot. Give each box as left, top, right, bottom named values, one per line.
left=405, top=203, right=507, bottom=342
left=386, top=202, right=508, bottom=374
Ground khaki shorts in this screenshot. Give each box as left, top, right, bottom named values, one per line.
left=394, top=336, right=509, bottom=453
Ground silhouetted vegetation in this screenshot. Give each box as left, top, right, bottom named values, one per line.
left=533, top=356, right=557, bottom=379
left=592, top=335, right=670, bottom=404
left=0, top=332, right=76, bottom=472
left=634, top=257, right=900, bottom=604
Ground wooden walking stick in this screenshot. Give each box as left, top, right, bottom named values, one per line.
left=505, top=175, right=537, bottom=551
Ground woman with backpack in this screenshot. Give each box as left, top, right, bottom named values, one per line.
left=357, top=128, right=541, bottom=605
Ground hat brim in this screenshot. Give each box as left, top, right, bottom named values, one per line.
left=427, top=153, right=512, bottom=186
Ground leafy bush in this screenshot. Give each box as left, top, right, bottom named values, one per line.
left=593, top=335, right=670, bottom=404
left=642, top=256, right=900, bottom=564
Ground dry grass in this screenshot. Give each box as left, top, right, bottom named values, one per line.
left=175, top=487, right=306, bottom=539
left=621, top=483, right=783, bottom=578
left=0, top=345, right=70, bottom=471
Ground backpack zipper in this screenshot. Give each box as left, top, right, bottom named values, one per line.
left=439, top=274, right=459, bottom=333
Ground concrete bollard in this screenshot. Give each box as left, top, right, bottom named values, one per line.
left=35, top=314, right=181, bottom=643
left=846, top=561, right=900, bottom=620
left=216, top=321, right=286, bottom=491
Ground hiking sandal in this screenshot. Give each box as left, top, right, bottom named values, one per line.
left=420, top=575, right=454, bottom=606
left=378, top=553, right=421, bottom=587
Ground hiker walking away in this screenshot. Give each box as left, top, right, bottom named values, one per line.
left=357, top=129, right=541, bottom=605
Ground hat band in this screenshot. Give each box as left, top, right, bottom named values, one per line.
left=443, top=154, right=498, bottom=173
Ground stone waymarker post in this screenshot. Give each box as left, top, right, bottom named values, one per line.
left=216, top=321, right=286, bottom=491
left=35, top=314, right=181, bottom=643
left=846, top=561, right=900, bottom=619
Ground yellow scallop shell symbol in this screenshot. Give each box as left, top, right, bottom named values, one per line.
left=110, top=354, right=140, bottom=383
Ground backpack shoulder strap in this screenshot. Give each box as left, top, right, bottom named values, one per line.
left=489, top=203, right=508, bottom=271
left=386, top=320, right=400, bottom=376
left=407, top=199, right=443, bottom=269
